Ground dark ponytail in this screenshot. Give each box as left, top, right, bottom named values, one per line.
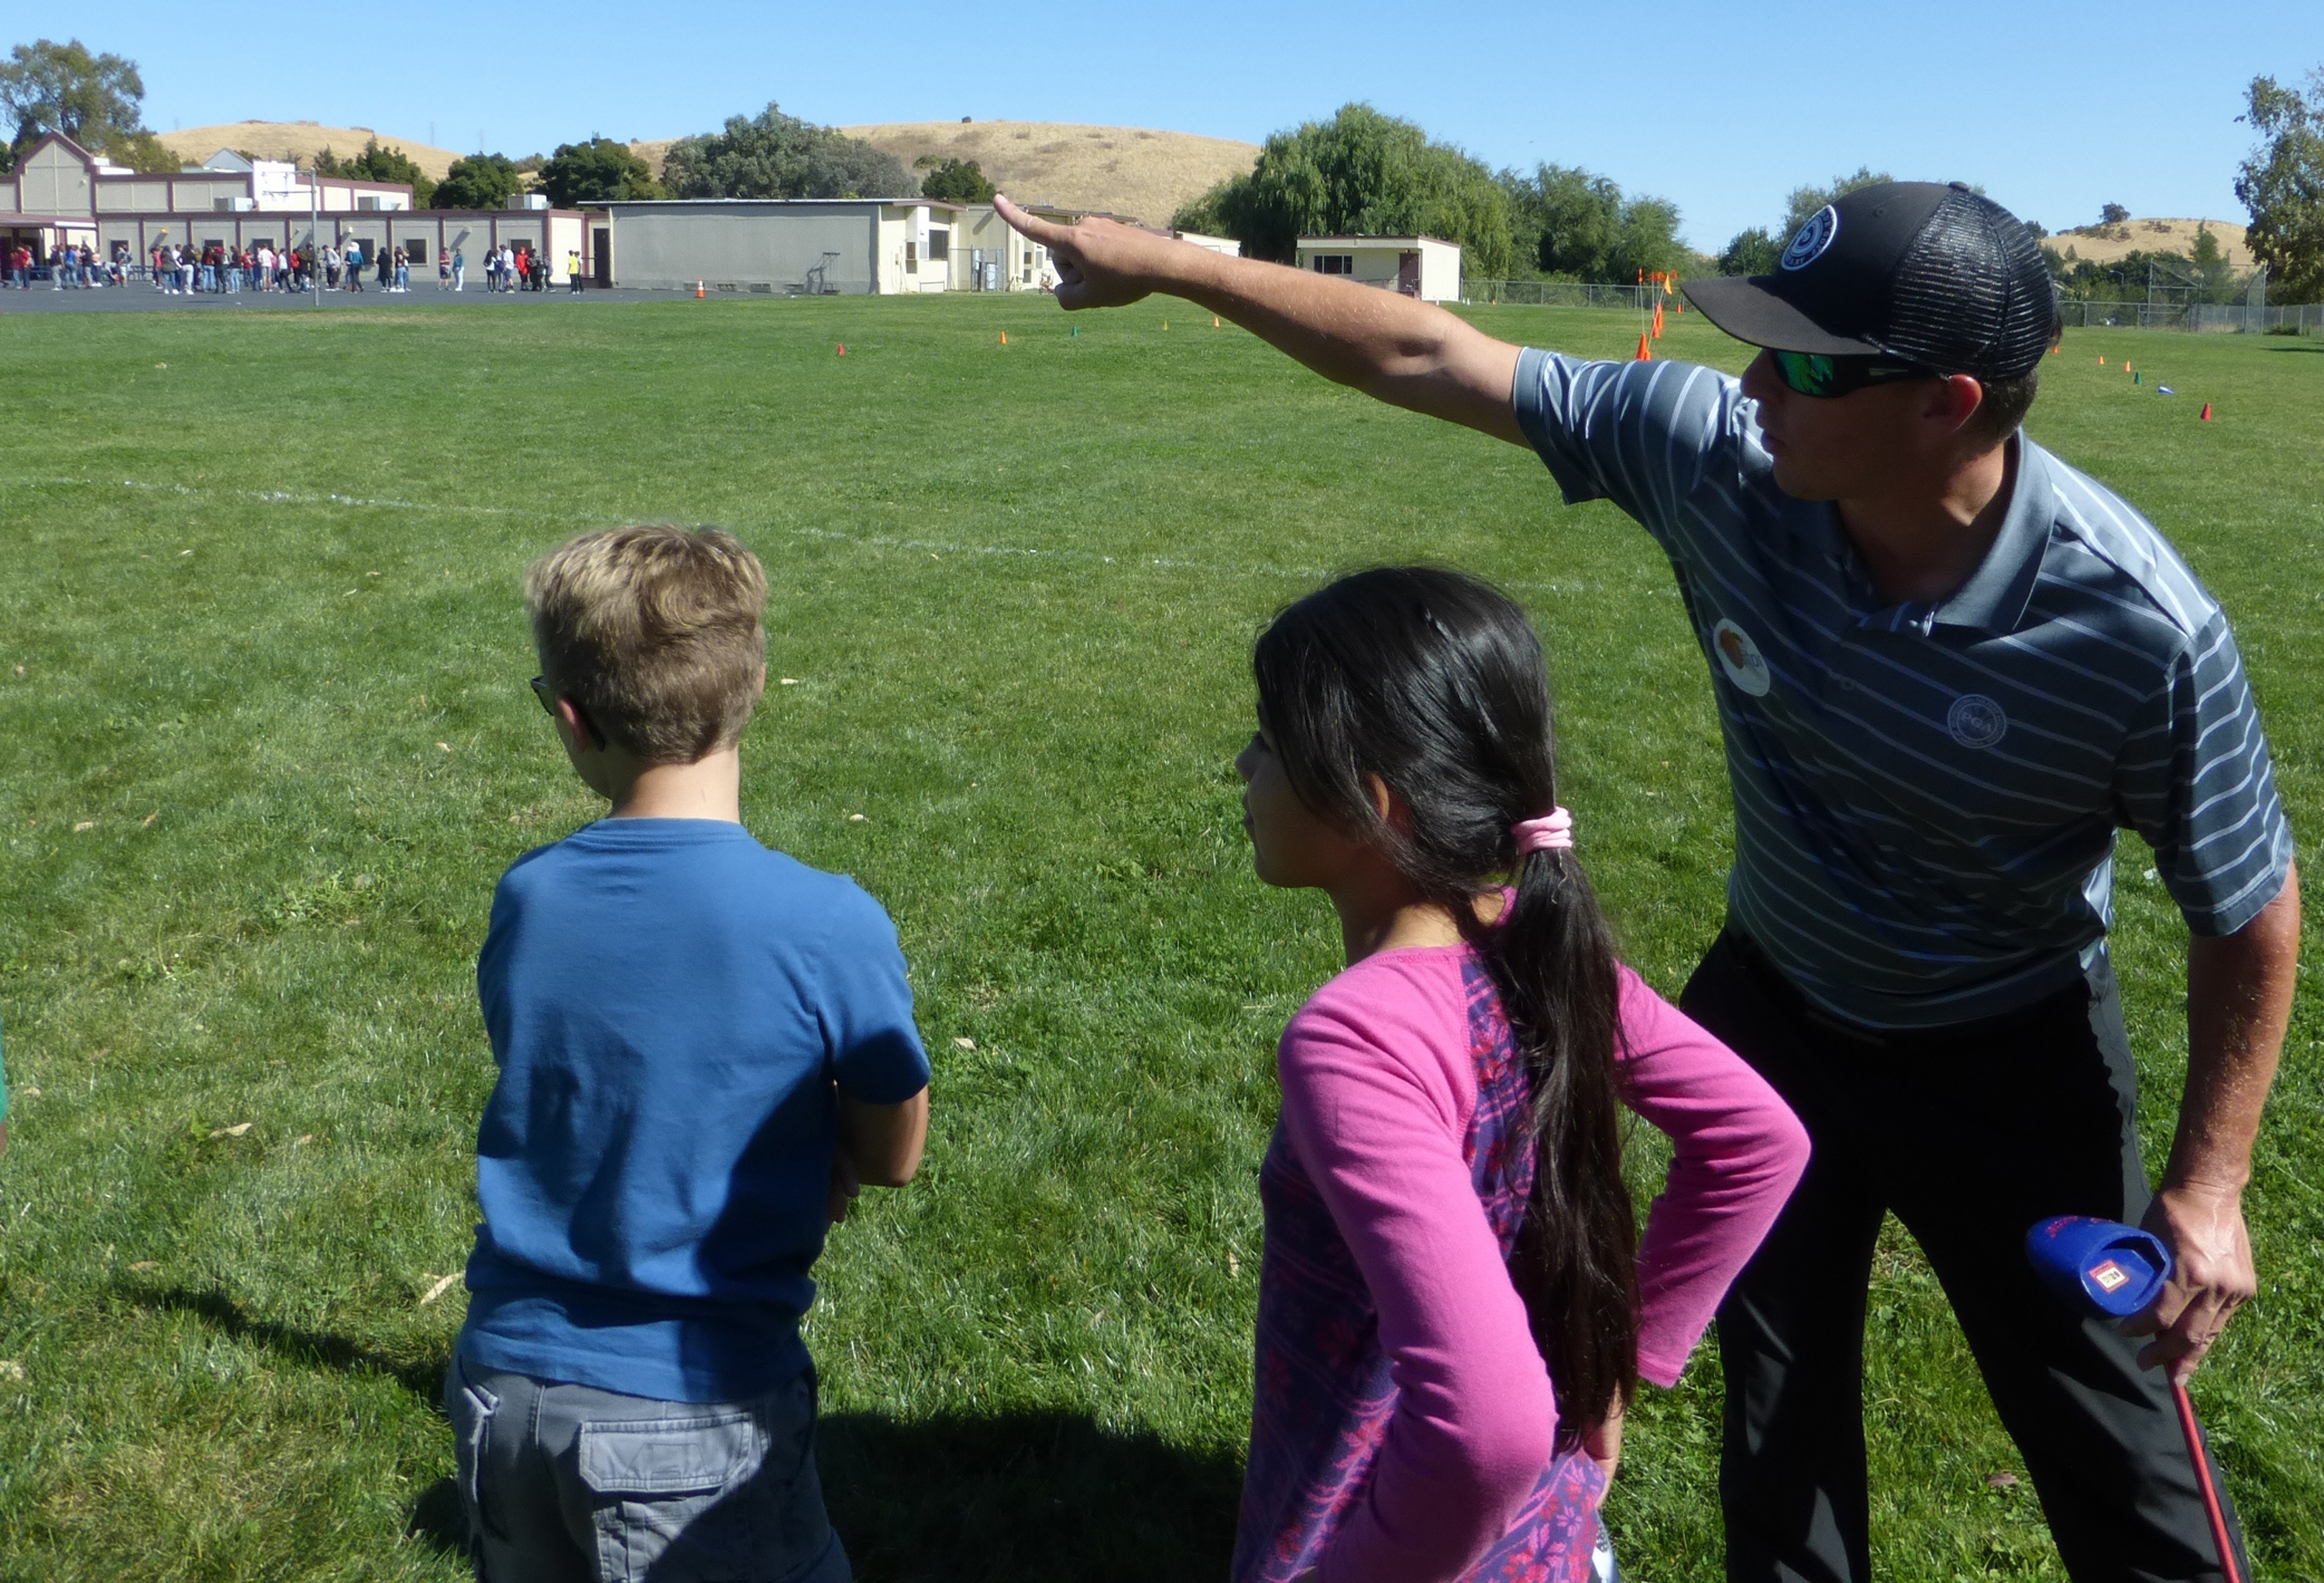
left=1253, top=566, right=1637, bottom=1445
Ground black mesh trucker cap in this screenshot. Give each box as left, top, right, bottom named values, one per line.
left=1683, top=182, right=2057, bottom=382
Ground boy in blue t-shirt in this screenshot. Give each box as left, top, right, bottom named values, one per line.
left=449, top=524, right=930, bottom=1583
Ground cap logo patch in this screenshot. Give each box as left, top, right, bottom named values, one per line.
left=1711, top=619, right=1772, bottom=697
left=1948, top=693, right=2008, bottom=748
left=2089, top=1259, right=2130, bottom=1293
left=1782, top=206, right=1840, bottom=271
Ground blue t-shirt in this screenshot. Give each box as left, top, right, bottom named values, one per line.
left=459, top=818, right=930, bottom=1402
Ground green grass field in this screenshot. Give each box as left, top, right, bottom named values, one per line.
left=0, top=292, right=2315, bottom=1581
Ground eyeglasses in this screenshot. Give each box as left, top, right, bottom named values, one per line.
left=1769, top=349, right=1941, bottom=399
left=529, top=676, right=601, bottom=745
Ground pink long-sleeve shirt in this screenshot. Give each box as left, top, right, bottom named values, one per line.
left=1267, top=945, right=1808, bottom=1583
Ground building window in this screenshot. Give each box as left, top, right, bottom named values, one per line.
left=906, top=239, right=919, bottom=272
left=356, top=195, right=380, bottom=212
left=1311, top=254, right=1353, bottom=275
left=928, top=229, right=949, bottom=262
left=404, top=238, right=427, bottom=264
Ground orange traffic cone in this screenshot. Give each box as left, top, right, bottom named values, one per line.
left=836, top=343, right=845, bottom=356
left=1635, top=333, right=1652, bottom=362
left=696, top=280, right=705, bottom=298
left=999, top=331, right=1007, bottom=345
left=2098, top=356, right=2106, bottom=366
left=1652, top=302, right=1665, bottom=339
left=2200, top=402, right=2212, bottom=422
left=2123, top=363, right=2132, bottom=376
left=1212, top=315, right=1221, bottom=328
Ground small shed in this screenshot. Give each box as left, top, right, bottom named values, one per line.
left=1292, top=236, right=1461, bottom=303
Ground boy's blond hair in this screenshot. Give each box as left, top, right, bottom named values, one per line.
left=525, top=525, right=768, bottom=763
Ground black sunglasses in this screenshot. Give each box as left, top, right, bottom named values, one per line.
left=529, top=676, right=602, bottom=745
left=1769, top=349, right=1941, bottom=399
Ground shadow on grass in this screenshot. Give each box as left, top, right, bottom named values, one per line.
left=118, top=1287, right=1242, bottom=1579
left=397, top=1409, right=1242, bottom=1578
left=120, top=1283, right=449, bottom=1402
left=2262, top=342, right=2324, bottom=353
left=820, top=1409, right=1240, bottom=1583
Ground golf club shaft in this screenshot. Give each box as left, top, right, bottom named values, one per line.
left=2172, top=1381, right=2241, bottom=1583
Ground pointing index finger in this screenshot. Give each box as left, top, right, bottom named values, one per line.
left=994, top=194, right=1071, bottom=249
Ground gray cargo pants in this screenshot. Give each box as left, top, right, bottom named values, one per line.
left=445, top=1352, right=851, bottom=1583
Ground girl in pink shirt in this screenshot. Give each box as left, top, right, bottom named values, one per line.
left=1232, top=567, right=1809, bottom=1583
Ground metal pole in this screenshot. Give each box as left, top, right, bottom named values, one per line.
left=311, top=160, right=319, bottom=308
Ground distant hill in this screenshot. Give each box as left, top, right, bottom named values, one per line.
left=843, top=122, right=1259, bottom=225
left=158, top=122, right=468, bottom=181
left=2047, top=218, right=2254, bottom=271
left=631, top=122, right=1257, bottom=225
left=156, top=118, right=1260, bottom=225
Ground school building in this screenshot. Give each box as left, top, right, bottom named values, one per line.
left=2, top=132, right=600, bottom=280
left=591, top=199, right=1242, bottom=295
left=1293, top=235, right=1463, bottom=303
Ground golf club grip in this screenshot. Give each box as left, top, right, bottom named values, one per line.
left=2172, top=1382, right=2241, bottom=1583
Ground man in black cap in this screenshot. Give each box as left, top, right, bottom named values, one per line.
left=996, top=184, right=2298, bottom=1579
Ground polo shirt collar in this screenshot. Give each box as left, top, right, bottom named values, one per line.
left=1933, top=433, right=2055, bottom=634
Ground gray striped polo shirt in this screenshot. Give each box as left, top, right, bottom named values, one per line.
left=1514, top=349, right=2294, bottom=1029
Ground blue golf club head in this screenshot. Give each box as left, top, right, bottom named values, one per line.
left=2024, top=1215, right=2173, bottom=1319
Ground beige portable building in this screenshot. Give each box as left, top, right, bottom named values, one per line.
left=595, top=198, right=986, bottom=294
left=1293, top=235, right=1462, bottom=303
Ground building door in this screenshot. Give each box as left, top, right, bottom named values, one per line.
left=593, top=229, right=610, bottom=287
left=1397, top=251, right=1421, bottom=297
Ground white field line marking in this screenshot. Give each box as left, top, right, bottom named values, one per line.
left=1, top=475, right=1594, bottom=594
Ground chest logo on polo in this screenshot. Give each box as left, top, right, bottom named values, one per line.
left=1781, top=206, right=1839, bottom=271
left=1947, top=693, right=2008, bottom=749
left=1710, top=619, right=1772, bottom=697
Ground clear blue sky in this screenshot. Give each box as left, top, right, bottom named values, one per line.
left=63, top=1, right=2324, bottom=251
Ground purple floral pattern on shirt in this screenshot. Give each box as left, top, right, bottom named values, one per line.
left=1232, top=956, right=1611, bottom=1583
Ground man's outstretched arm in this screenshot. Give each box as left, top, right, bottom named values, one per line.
left=995, top=195, right=1528, bottom=445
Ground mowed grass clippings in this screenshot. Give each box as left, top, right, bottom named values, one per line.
left=0, top=294, right=2314, bottom=1581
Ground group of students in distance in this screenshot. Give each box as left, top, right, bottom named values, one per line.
left=449, top=180, right=2297, bottom=1583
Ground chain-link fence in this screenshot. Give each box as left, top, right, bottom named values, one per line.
left=1461, top=280, right=1669, bottom=309
left=2056, top=300, right=2322, bottom=333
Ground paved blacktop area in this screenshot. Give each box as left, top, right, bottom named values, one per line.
left=0, top=283, right=691, bottom=315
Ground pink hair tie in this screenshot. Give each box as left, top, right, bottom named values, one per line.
left=1512, top=807, right=1574, bottom=855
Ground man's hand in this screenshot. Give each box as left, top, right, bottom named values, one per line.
left=2126, top=862, right=2298, bottom=1385
left=2126, top=1182, right=2256, bottom=1385
left=994, top=195, right=1181, bottom=311
left=992, top=194, right=1525, bottom=442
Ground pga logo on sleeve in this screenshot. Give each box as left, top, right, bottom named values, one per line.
left=1710, top=619, right=1772, bottom=697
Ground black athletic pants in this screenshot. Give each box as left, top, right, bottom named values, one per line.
left=1680, top=929, right=2250, bottom=1583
